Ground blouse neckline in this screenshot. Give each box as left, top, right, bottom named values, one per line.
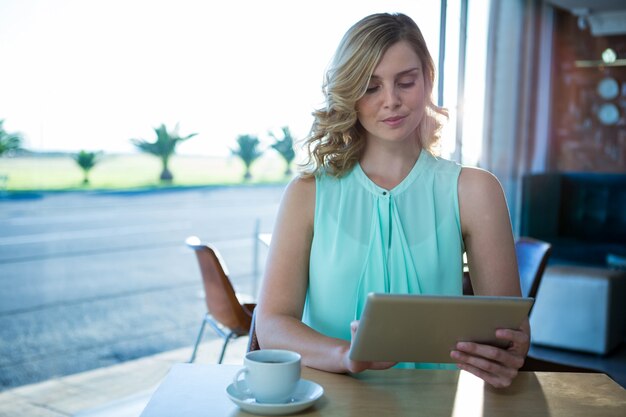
left=353, top=149, right=429, bottom=197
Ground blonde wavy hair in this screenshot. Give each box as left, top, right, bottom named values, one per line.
left=301, top=13, right=448, bottom=177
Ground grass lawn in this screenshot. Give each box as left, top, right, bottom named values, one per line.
left=0, top=153, right=292, bottom=191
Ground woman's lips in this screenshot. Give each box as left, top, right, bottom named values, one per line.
left=382, top=115, right=406, bottom=127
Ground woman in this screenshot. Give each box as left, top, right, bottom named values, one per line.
left=256, top=12, right=529, bottom=388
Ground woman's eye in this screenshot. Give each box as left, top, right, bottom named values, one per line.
left=398, top=81, right=415, bottom=89
left=365, top=85, right=379, bottom=94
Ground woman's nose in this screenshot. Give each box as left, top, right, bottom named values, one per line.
left=382, top=87, right=401, bottom=108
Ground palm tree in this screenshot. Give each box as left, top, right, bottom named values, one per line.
left=130, top=123, right=197, bottom=182
left=231, top=134, right=263, bottom=181
left=73, top=150, right=101, bottom=185
left=269, top=126, right=296, bottom=176
left=0, top=119, right=23, bottom=157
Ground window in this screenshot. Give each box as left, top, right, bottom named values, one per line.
left=0, top=1, right=443, bottom=157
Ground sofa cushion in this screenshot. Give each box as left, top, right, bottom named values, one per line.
left=559, top=174, right=626, bottom=243
left=521, top=173, right=626, bottom=266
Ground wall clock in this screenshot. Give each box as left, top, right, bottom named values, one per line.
left=597, top=103, right=620, bottom=125
left=597, top=77, right=619, bottom=100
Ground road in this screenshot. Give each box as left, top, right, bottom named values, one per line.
left=0, top=185, right=285, bottom=390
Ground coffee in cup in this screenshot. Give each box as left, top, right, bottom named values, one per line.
left=233, top=349, right=301, bottom=403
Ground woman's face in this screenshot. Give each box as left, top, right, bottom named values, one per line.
left=355, top=41, right=426, bottom=146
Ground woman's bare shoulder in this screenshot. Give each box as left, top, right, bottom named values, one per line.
left=277, top=174, right=316, bottom=224
left=458, top=167, right=509, bottom=236
left=283, top=174, right=315, bottom=203
left=288, top=174, right=316, bottom=191
left=458, top=166, right=504, bottom=201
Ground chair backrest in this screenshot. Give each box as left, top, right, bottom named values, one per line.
left=515, top=237, right=552, bottom=300
left=186, top=236, right=252, bottom=334
left=462, top=237, right=552, bottom=303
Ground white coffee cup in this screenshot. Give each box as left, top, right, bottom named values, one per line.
left=233, top=349, right=301, bottom=403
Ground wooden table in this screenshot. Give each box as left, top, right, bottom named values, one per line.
left=139, top=364, right=626, bottom=416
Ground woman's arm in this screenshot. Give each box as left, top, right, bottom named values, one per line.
left=256, top=176, right=394, bottom=373
left=452, top=167, right=530, bottom=388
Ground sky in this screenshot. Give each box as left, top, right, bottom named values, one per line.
left=0, top=0, right=487, bottom=161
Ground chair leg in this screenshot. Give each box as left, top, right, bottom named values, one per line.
left=189, top=315, right=208, bottom=363
left=218, top=332, right=236, bottom=364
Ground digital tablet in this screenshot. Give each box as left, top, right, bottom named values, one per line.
left=348, top=293, right=533, bottom=363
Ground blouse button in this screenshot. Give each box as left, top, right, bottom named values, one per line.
left=382, top=191, right=387, bottom=195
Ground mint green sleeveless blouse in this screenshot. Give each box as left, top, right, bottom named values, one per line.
left=302, top=151, right=464, bottom=367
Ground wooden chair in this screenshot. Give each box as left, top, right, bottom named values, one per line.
left=186, top=236, right=255, bottom=363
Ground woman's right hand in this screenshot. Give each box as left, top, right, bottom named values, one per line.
left=343, top=320, right=397, bottom=373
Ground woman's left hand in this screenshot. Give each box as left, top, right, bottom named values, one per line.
left=450, top=325, right=530, bottom=388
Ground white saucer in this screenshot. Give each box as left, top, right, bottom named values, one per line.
left=226, top=379, right=323, bottom=415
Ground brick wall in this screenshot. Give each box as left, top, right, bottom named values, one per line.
left=550, top=10, right=626, bottom=172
